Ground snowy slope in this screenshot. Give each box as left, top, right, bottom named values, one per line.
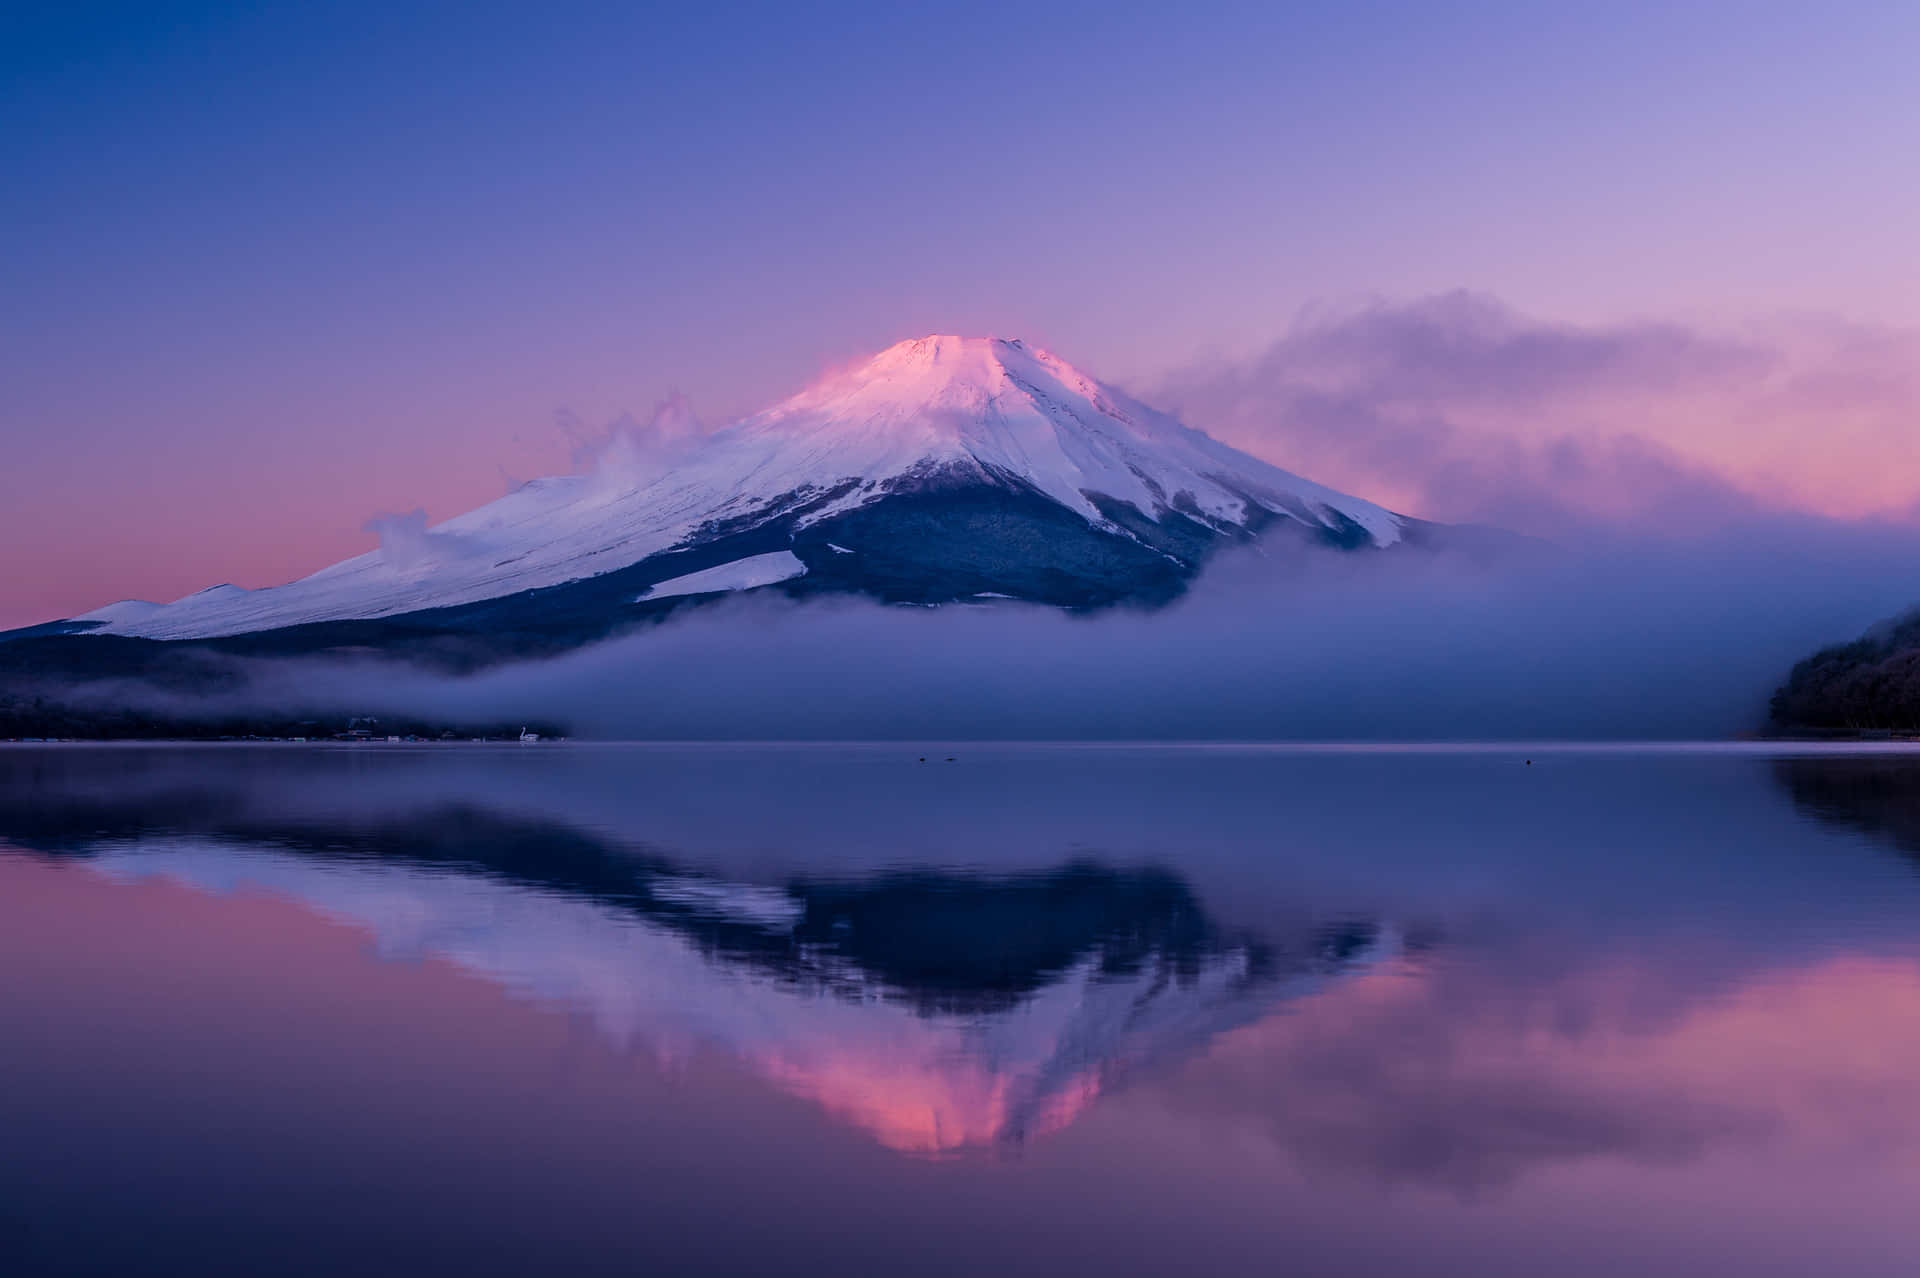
left=638, top=550, right=808, bottom=601
left=74, top=336, right=1406, bottom=640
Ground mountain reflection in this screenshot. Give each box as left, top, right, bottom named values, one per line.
left=9, top=744, right=1920, bottom=1222
left=0, top=785, right=1389, bottom=1155
left=1774, top=754, right=1920, bottom=865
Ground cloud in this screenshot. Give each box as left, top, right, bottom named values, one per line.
left=189, top=518, right=1920, bottom=741
left=361, top=507, right=476, bottom=573
left=561, top=392, right=711, bottom=494
left=360, top=391, right=712, bottom=573
left=1151, top=293, right=1919, bottom=537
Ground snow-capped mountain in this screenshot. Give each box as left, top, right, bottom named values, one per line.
left=44, top=335, right=1413, bottom=651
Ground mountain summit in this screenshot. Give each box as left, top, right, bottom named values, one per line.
left=721, top=335, right=1402, bottom=546
left=36, top=336, right=1416, bottom=657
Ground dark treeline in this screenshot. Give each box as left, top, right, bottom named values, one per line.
left=0, top=633, right=570, bottom=741
left=1771, top=607, right=1920, bottom=735
left=0, top=694, right=565, bottom=742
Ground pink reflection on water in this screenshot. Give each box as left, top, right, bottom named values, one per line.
left=1155, top=949, right=1920, bottom=1193
left=14, top=847, right=1920, bottom=1181
left=8, top=847, right=1920, bottom=1274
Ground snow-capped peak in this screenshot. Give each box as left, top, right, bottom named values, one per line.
left=723, top=334, right=1401, bottom=540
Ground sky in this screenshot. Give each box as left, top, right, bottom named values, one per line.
left=1, top=0, right=1916, bottom=629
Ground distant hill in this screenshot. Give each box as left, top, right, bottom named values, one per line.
left=1771, top=608, right=1920, bottom=734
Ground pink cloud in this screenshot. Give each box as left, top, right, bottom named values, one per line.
left=1152, top=293, right=1920, bottom=537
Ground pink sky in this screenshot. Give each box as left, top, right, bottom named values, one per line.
left=3, top=2, right=1915, bottom=629
left=4, top=299, right=1913, bottom=631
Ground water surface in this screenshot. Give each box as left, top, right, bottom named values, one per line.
left=4, top=743, right=1919, bottom=1276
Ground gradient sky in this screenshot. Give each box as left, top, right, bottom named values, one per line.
left=3, top=0, right=1916, bottom=628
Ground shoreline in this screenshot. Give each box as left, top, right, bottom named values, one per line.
left=9, top=737, right=1920, bottom=754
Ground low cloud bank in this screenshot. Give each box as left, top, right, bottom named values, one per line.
left=223, top=521, right=1920, bottom=741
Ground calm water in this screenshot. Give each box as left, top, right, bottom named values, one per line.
left=4, top=742, right=1920, bottom=1276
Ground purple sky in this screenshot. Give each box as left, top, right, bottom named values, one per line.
left=2, top=1, right=1915, bottom=628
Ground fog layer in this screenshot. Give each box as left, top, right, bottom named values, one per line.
left=227, top=519, right=1920, bottom=740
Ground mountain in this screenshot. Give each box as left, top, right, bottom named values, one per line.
left=10, top=335, right=1422, bottom=668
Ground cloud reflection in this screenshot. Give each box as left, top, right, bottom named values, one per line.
left=1155, top=948, right=1920, bottom=1194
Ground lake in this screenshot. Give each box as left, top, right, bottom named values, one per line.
left=3, top=742, right=1919, bottom=1276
